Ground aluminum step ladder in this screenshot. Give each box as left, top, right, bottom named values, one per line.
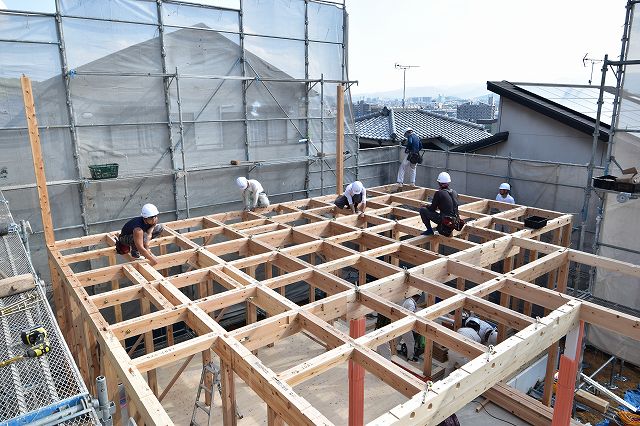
left=190, top=362, right=242, bottom=426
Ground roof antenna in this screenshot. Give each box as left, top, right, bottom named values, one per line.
left=583, top=53, right=603, bottom=85
left=395, top=63, right=420, bottom=109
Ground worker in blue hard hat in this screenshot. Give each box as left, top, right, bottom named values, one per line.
left=115, top=203, right=163, bottom=265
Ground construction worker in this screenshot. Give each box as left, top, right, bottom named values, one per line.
left=496, top=182, right=515, bottom=204
left=236, top=177, right=270, bottom=211
left=334, top=180, right=367, bottom=217
left=401, top=294, right=421, bottom=362
left=116, top=204, right=163, bottom=265
left=396, top=127, right=422, bottom=188
left=465, top=316, right=498, bottom=346
left=419, top=172, right=461, bottom=237
left=445, top=322, right=481, bottom=376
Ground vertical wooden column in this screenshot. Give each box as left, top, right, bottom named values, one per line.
left=140, top=298, right=158, bottom=396
left=497, top=256, right=514, bottom=343
left=454, top=277, right=464, bottom=329
left=336, top=84, right=344, bottom=194
left=108, top=253, right=123, bottom=323
left=552, top=321, right=584, bottom=425
left=422, top=293, right=435, bottom=377
left=391, top=230, right=400, bottom=266
left=21, top=75, right=66, bottom=331
left=220, top=359, right=238, bottom=426
left=268, top=407, right=285, bottom=426
left=349, top=318, right=365, bottom=426
left=309, top=254, right=316, bottom=302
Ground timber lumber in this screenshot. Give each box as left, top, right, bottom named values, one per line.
left=575, top=389, right=609, bottom=414
left=47, top=183, right=640, bottom=426
left=0, top=273, right=35, bottom=297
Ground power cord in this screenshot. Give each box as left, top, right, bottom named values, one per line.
left=471, top=398, right=519, bottom=426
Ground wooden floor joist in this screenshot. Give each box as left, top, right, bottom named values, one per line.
left=48, top=184, right=640, bottom=425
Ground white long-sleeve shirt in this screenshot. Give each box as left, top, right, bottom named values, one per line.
left=343, top=182, right=367, bottom=206
left=242, top=179, right=264, bottom=209
left=495, top=193, right=515, bottom=204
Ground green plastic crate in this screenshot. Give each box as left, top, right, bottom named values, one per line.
left=88, top=163, right=119, bottom=180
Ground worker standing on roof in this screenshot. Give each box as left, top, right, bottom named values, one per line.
left=419, top=172, right=463, bottom=237
left=401, top=294, right=421, bottom=362
left=396, top=127, right=422, bottom=188
left=334, top=180, right=367, bottom=217
left=116, top=204, right=163, bottom=265
left=496, top=182, right=515, bottom=204
left=236, top=177, right=270, bottom=211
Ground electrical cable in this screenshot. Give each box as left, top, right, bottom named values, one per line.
left=471, top=398, right=520, bottom=426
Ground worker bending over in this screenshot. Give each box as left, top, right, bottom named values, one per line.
left=401, top=294, right=421, bottom=362
left=419, top=172, right=463, bottom=237
left=496, top=182, right=515, bottom=204
left=465, top=316, right=497, bottom=346
left=236, top=177, right=270, bottom=211
left=116, top=203, right=163, bottom=265
left=445, top=321, right=481, bottom=376
left=335, top=180, right=367, bottom=217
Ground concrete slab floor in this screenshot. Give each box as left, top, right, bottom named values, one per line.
left=155, top=319, right=531, bottom=425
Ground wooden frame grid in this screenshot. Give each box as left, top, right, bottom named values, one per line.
left=48, top=184, right=640, bottom=425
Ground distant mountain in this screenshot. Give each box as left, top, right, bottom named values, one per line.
left=352, top=83, right=491, bottom=101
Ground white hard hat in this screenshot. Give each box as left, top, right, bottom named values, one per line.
left=404, top=127, right=413, bottom=134
left=351, top=181, right=364, bottom=194
left=236, top=176, right=248, bottom=189
left=141, top=203, right=159, bottom=218
left=437, top=172, right=451, bottom=184
left=499, top=182, right=511, bottom=191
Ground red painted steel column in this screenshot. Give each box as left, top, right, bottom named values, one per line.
left=349, top=318, right=366, bottom=426
left=552, top=321, right=585, bottom=426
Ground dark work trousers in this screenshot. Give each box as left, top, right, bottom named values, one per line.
left=419, top=207, right=452, bottom=236
left=119, top=224, right=164, bottom=256
left=334, top=193, right=363, bottom=210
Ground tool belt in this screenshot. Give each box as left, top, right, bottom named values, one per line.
left=441, top=215, right=465, bottom=232
left=115, top=237, right=130, bottom=255
left=407, top=151, right=423, bottom=165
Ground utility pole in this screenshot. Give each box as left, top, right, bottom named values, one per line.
left=395, top=63, right=420, bottom=109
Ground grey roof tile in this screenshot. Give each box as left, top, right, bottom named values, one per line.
left=355, top=108, right=495, bottom=146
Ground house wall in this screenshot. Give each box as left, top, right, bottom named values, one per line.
left=476, top=98, right=607, bottom=166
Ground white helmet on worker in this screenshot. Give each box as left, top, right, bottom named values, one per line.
left=236, top=176, right=248, bottom=189
left=404, top=127, right=413, bottom=134
left=141, top=203, right=159, bottom=218
left=437, top=172, right=451, bottom=184
left=351, top=181, right=364, bottom=194
left=499, top=182, right=511, bottom=191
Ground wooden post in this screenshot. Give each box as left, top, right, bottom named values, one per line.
left=140, top=298, right=158, bottom=396
left=221, top=359, right=238, bottom=426
left=454, top=277, right=464, bottom=329
left=21, top=75, right=66, bottom=330
left=268, top=407, right=284, bottom=426
left=336, top=84, right=344, bottom=194
left=108, top=253, right=123, bottom=323
left=552, top=321, right=584, bottom=425
left=349, top=318, right=365, bottom=426
left=423, top=293, right=435, bottom=377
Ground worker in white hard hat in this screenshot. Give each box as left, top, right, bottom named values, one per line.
left=334, top=180, right=367, bottom=217
left=496, top=182, right=515, bottom=204
left=445, top=322, right=482, bottom=376
left=419, top=172, right=462, bottom=237
left=116, top=203, right=163, bottom=265
left=396, top=127, right=423, bottom=189
left=236, top=176, right=270, bottom=211
left=465, top=316, right=498, bottom=346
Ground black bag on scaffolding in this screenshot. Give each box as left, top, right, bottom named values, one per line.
left=407, top=150, right=423, bottom=165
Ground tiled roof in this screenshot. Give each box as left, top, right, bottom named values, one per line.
left=355, top=107, right=498, bottom=146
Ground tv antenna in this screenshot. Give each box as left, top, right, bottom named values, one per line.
left=395, top=63, right=420, bottom=109
left=583, top=54, right=604, bottom=85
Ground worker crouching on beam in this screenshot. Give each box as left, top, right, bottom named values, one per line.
left=115, top=203, right=163, bottom=265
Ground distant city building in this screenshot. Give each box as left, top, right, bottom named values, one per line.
left=354, top=100, right=372, bottom=117
left=457, top=101, right=496, bottom=122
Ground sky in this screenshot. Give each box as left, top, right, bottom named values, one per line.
left=347, top=0, right=628, bottom=97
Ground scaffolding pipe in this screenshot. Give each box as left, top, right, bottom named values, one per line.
left=54, top=0, right=89, bottom=236
left=175, top=69, right=191, bottom=218
left=157, top=0, right=181, bottom=221
left=321, top=76, right=325, bottom=195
